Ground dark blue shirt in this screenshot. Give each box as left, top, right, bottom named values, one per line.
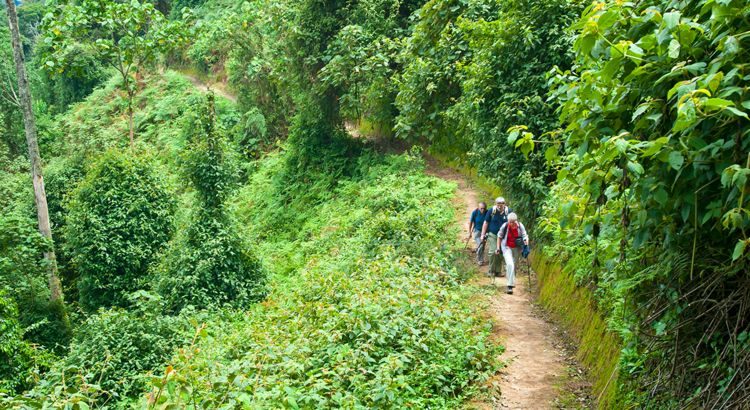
left=484, top=206, right=511, bottom=234
left=470, top=209, right=487, bottom=231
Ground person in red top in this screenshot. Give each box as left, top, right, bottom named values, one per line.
left=496, top=213, right=529, bottom=294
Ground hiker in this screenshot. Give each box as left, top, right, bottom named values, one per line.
left=497, top=212, right=529, bottom=295
left=480, top=197, right=511, bottom=277
left=468, top=202, right=488, bottom=266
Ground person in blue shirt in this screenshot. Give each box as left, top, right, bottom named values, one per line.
left=480, top=197, right=511, bottom=277
left=468, top=202, right=488, bottom=266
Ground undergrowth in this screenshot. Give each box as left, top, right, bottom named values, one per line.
left=137, top=149, right=501, bottom=409
left=2, top=141, right=501, bottom=408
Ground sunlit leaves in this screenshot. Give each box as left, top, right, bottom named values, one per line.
left=550, top=0, right=750, bottom=262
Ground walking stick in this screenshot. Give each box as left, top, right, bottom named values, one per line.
left=527, top=256, right=532, bottom=292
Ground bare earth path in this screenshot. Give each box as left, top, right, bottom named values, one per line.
left=424, top=159, right=567, bottom=410
left=185, top=74, right=237, bottom=102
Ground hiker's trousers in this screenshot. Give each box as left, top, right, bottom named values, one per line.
left=473, top=229, right=485, bottom=263
left=487, top=233, right=500, bottom=274
left=502, top=246, right=521, bottom=287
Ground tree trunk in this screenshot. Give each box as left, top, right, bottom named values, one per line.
left=128, top=101, right=135, bottom=154
left=5, top=0, right=63, bottom=303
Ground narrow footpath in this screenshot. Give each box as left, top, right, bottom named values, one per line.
left=185, top=74, right=237, bottom=102
left=424, top=160, right=583, bottom=410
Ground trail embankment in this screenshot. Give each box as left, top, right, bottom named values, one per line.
left=531, top=253, right=622, bottom=408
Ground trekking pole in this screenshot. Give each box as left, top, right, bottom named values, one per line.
left=527, top=258, right=532, bottom=292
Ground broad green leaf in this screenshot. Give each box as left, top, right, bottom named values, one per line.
left=632, top=104, right=650, bottom=120
left=682, top=204, right=691, bottom=222
left=545, top=145, right=558, bottom=162
left=663, top=12, right=681, bottom=30
left=723, top=106, right=748, bottom=118
left=704, top=98, right=732, bottom=109
left=628, top=161, right=645, bottom=175
left=733, top=240, right=746, bottom=260
left=597, top=10, right=619, bottom=30
left=707, top=72, right=724, bottom=93
left=508, top=130, right=520, bottom=144
left=642, top=141, right=663, bottom=156
left=668, top=151, right=684, bottom=170
left=654, top=188, right=669, bottom=205
left=581, top=34, right=597, bottom=56
left=668, top=39, right=680, bottom=59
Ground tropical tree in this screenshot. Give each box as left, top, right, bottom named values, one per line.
left=3, top=0, right=62, bottom=303
left=40, top=0, right=193, bottom=154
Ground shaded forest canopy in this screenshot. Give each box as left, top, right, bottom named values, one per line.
left=0, top=0, right=749, bottom=409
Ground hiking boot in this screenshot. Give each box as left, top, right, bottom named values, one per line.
left=507, top=286, right=513, bottom=294
left=485, top=271, right=494, bottom=278
left=496, top=271, right=505, bottom=277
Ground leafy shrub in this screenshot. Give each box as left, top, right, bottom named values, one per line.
left=66, top=150, right=176, bottom=311
left=0, top=216, right=71, bottom=351
left=274, top=106, right=377, bottom=208
left=0, top=289, right=34, bottom=395
left=62, top=292, right=190, bottom=403
left=155, top=94, right=267, bottom=311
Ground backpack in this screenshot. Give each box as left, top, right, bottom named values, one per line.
left=491, top=205, right=507, bottom=219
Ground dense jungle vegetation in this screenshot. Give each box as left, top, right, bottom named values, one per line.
left=1, top=0, right=749, bottom=408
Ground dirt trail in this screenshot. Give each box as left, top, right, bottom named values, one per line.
left=424, top=158, right=567, bottom=410
left=185, top=75, right=237, bottom=102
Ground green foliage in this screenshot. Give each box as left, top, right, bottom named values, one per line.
left=537, top=0, right=750, bottom=406
left=47, top=71, right=200, bottom=158
left=155, top=94, right=267, bottom=312
left=0, top=289, right=34, bottom=395
left=41, top=157, right=87, bottom=301
left=61, top=292, right=190, bottom=403
left=0, top=215, right=51, bottom=284
left=0, top=215, right=71, bottom=352
left=188, top=0, right=425, bottom=143
left=41, top=0, right=195, bottom=148
left=66, top=150, right=176, bottom=312
left=0, top=26, right=26, bottom=159
left=275, top=106, right=374, bottom=206
left=41, top=0, right=192, bottom=81
left=144, top=152, right=498, bottom=409
left=395, top=0, right=584, bottom=221
left=32, top=42, right=108, bottom=116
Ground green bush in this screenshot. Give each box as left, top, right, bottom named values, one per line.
left=62, top=292, right=190, bottom=403
left=0, top=289, right=34, bottom=395
left=65, top=150, right=176, bottom=311
left=0, top=216, right=71, bottom=352
left=155, top=94, right=267, bottom=311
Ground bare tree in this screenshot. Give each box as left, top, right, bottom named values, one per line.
left=5, top=0, right=63, bottom=302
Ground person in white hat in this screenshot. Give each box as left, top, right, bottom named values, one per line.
left=496, top=212, right=528, bottom=294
